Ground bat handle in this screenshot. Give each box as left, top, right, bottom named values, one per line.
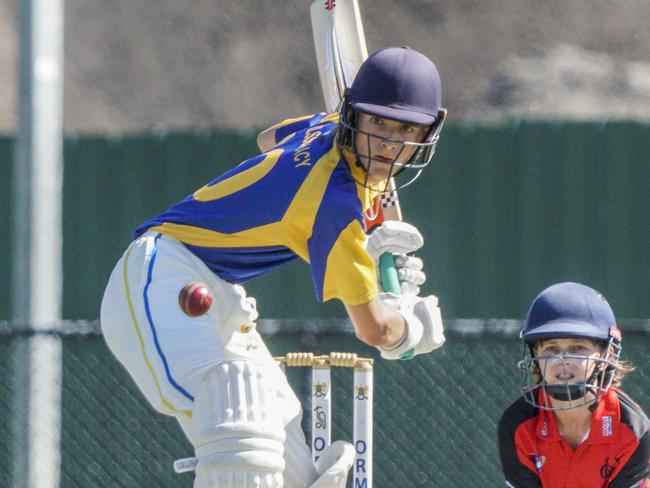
left=400, top=349, right=415, bottom=361
left=379, top=253, right=415, bottom=360
left=379, top=253, right=400, bottom=294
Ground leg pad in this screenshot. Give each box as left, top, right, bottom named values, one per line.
left=191, top=361, right=286, bottom=488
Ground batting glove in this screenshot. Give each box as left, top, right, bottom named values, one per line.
left=365, top=221, right=426, bottom=294
left=412, top=294, right=446, bottom=356
left=377, top=292, right=445, bottom=360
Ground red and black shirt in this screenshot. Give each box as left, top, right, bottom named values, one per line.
left=498, top=388, right=650, bottom=487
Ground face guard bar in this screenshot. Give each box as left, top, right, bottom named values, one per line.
left=518, top=336, right=622, bottom=411
left=336, top=99, right=447, bottom=192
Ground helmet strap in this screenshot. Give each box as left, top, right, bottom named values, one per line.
left=545, top=383, right=588, bottom=401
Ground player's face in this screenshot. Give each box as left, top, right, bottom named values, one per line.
left=534, top=338, right=602, bottom=387
left=353, top=113, right=429, bottom=185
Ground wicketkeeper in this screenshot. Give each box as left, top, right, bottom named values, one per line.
left=100, top=46, right=447, bottom=487
left=498, top=282, right=650, bottom=487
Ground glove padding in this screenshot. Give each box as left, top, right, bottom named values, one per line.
left=366, top=221, right=426, bottom=294
left=366, top=221, right=424, bottom=258
left=412, top=295, right=446, bottom=356
left=377, top=292, right=445, bottom=360
left=395, top=255, right=426, bottom=295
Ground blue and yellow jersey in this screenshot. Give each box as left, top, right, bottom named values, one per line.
left=135, top=113, right=379, bottom=305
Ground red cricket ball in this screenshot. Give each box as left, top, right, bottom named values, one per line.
left=178, top=282, right=213, bottom=317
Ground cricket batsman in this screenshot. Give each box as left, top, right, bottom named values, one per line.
left=100, top=46, right=447, bottom=487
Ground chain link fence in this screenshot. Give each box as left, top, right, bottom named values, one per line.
left=1, top=320, right=649, bottom=487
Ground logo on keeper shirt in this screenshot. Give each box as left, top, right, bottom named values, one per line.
left=528, top=453, right=546, bottom=472
left=602, top=415, right=612, bottom=437
left=600, top=455, right=623, bottom=481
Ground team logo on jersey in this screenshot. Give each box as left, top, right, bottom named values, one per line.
left=602, top=415, right=613, bottom=437
left=600, top=455, right=623, bottom=481
left=293, top=127, right=322, bottom=168
left=528, top=453, right=546, bottom=472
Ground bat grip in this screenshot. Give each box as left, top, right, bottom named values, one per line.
left=379, top=253, right=400, bottom=294
left=379, top=253, right=416, bottom=361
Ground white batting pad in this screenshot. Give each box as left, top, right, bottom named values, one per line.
left=190, top=360, right=286, bottom=488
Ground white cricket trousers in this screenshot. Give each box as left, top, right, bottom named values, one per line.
left=100, top=231, right=317, bottom=486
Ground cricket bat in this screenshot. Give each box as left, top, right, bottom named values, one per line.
left=310, top=0, right=404, bottom=298
left=310, top=0, right=368, bottom=113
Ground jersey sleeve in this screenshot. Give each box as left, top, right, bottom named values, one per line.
left=321, top=219, right=377, bottom=304
left=307, top=196, right=378, bottom=305
left=609, top=430, right=650, bottom=488
left=272, top=113, right=331, bottom=146
left=498, top=411, right=542, bottom=488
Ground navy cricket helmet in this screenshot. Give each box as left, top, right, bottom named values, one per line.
left=338, top=47, right=447, bottom=190
left=519, top=282, right=622, bottom=410
left=348, top=46, right=443, bottom=125
left=521, top=282, right=617, bottom=343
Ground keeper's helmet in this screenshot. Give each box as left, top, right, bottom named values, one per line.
left=519, top=282, right=622, bottom=411
left=337, top=47, right=447, bottom=190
